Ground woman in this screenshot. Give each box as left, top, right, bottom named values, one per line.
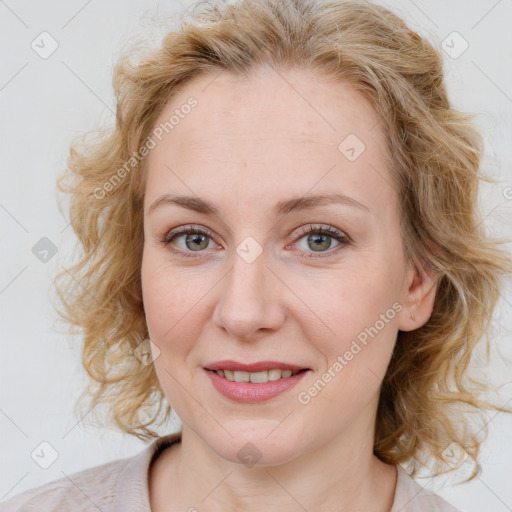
left=1, top=0, right=510, bottom=510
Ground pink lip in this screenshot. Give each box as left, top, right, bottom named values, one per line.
left=204, top=360, right=309, bottom=372
left=204, top=368, right=310, bottom=403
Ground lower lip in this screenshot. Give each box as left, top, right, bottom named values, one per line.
left=204, top=369, right=309, bottom=403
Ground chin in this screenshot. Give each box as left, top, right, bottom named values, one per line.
left=200, top=423, right=308, bottom=467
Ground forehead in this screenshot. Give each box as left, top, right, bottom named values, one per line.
left=143, top=67, right=393, bottom=212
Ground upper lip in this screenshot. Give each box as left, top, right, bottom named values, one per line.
left=204, top=360, right=309, bottom=372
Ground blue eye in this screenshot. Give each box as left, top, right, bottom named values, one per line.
left=161, top=224, right=351, bottom=259
left=162, top=226, right=216, bottom=257
left=292, top=225, right=350, bottom=258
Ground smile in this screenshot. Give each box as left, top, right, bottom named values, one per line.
left=211, top=369, right=305, bottom=383
left=204, top=367, right=310, bottom=403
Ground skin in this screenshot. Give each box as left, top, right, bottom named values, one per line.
left=141, top=66, right=438, bottom=512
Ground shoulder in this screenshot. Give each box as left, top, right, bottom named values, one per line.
left=391, top=465, right=465, bottom=512
left=0, top=433, right=182, bottom=512
left=0, top=457, right=128, bottom=512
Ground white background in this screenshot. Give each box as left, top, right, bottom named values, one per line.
left=0, top=0, right=511, bottom=510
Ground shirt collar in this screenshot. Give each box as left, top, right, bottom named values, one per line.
left=114, top=431, right=182, bottom=512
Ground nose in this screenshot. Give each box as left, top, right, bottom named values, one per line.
left=212, top=249, right=286, bottom=340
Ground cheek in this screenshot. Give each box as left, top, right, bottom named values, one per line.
left=141, top=250, right=184, bottom=345
left=298, top=259, right=401, bottom=342
left=295, top=258, right=401, bottom=395
left=141, top=259, right=197, bottom=404
left=141, top=251, right=212, bottom=362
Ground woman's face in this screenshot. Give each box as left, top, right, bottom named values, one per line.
left=141, top=67, right=433, bottom=465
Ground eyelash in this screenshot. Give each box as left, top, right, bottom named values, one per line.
left=160, top=224, right=351, bottom=260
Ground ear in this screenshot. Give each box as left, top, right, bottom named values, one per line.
left=397, top=259, right=440, bottom=331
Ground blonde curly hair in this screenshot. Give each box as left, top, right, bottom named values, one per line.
left=55, top=0, right=512, bottom=481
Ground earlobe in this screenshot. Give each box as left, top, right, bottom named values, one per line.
left=398, top=260, right=439, bottom=332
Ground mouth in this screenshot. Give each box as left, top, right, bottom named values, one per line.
left=204, top=360, right=311, bottom=383
left=205, top=368, right=309, bottom=383
left=203, top=363, right=311, bottom=403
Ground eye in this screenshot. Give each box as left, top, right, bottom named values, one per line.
left=160, top=224, right=351, bottom=259
left=161, top=225, right=217, bottom=258
left=290, top=225, right=351, bottom=258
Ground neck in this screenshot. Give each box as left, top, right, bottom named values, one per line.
left=149, top=402, right=397, bottom=512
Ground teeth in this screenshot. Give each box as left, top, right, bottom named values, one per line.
left=234, top=371, right=250, bottom=382
left=268, top=369, right=282, bottom=381
left=248, top=371, right=268, bottom=383
left=215, top=368, right=302, bottom=383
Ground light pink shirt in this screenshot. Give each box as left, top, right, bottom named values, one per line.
left=0, top=432, right=463, bottom=511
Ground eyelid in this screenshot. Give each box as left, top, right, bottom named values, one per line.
left=162, top=223, right=351, bottom=259
left=287, top=224, right=351, bottom=258
left=289, top=224, right=351, bottom=244
left=163, top=224, right=216, bottom=245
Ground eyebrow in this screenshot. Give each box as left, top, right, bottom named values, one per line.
left=148, top=192, right=370, bottom=217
